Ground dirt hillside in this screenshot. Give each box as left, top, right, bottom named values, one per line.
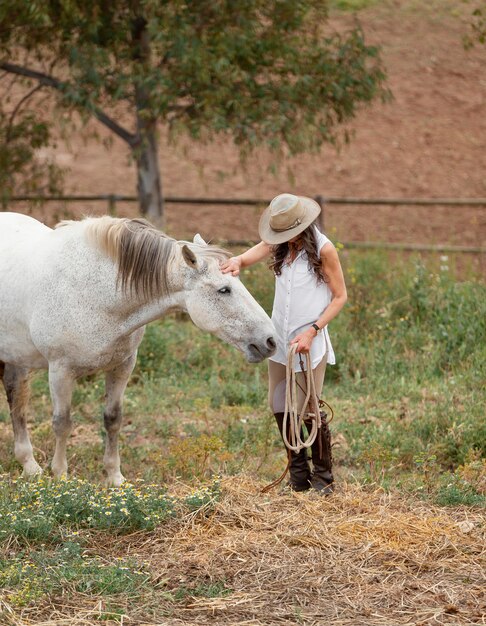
left=19, top=0, right=486, bottom=248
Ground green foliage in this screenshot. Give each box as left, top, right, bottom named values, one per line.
left=0, top=476, right=220, bottom=543
left=0, top=0, right=388, bottom=201
left=435, top=474, right=485, bottom=507
left=464, top=2, right=486, bottom=48
left=167, top=434, right=227, bottom=478
left=334, top=253, right=486, bottom=382
left=134, top=318, right=268, bottom=410
left=0, top=107, right=64, bottom=204
left=0, top=475, right=220, bottom=609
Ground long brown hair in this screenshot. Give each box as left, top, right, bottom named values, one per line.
left=269, top=225, right=327, bottom=283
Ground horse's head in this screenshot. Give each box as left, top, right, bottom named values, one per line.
left=178, top=235, right=276, bottom=363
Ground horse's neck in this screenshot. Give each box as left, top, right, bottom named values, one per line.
left=119, top=291, right=185, bottom=334
left=73, top=227, right=188, bottom=334
left=115, top=260, right=187, bottom=334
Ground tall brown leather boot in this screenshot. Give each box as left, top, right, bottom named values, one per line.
left=274, top=412, right=311, bottom=492
left=308, top=411, right=334, bottom=495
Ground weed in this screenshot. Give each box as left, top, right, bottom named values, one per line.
left=414, top=452, right=439, bottom=494
left=174, top=581, right=231, bottom=600
left=168, top=434, right=229, bottom=478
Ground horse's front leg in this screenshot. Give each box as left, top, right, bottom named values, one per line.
left=49, top=364, right=75, bottom=478
left=103, top=353, right=137, bottom=487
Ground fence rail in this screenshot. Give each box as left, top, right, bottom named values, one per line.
left=10, top=193, right=486, bottom=206
left=8, top=194, right=486, bottom=253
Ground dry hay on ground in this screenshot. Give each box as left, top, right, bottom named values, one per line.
left=10, top=476, right=485, bottom=626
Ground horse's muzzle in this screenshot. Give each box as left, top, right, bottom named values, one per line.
left=247, top=336, right=277, bottom=362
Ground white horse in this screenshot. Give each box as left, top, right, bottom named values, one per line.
left=0, top=212, right=276, bottom=485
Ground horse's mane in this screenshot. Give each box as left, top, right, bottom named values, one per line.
left=56, top=216, right=231, bottom=301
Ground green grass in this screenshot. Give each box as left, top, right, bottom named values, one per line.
left=330, top=0, right=379, bottom=10
left=1, top=543, right=148, bottom=608
left=0, top=249, right=484, bottom=501
left=328, top=0, right=473, bottom=18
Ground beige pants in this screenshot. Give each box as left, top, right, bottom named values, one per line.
left=268, top=356, right=327, bottom=414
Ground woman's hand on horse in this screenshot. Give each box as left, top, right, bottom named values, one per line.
left=220, top=256, right=242, bottom=276
left=290, top=329, right=315, bottom=353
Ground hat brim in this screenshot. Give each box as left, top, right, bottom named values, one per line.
left=258, top=196, right=321, bottom=245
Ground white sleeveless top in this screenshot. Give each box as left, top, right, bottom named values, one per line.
left=270, top=227, right=336, bottom=372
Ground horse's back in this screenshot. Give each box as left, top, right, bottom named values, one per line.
left=0, top=213, right=52, bottom=369
left=0, top=213, right=131, bottom=370
left=0, top=212, right=52, bottom=295
left=0, top=212, right=51, bottom=245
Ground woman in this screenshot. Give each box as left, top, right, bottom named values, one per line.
left=221, top=193, right=347, bottom=494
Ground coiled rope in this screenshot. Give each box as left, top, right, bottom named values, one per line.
left=281, top=343, right=320, bottom=453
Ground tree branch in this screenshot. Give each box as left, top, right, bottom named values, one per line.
left=6, top=83, right=43, bottom=143
left=0, top=61, right=138, bottom=148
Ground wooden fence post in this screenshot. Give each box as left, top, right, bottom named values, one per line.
left=108, top=194, right=117, bottom=216
left=314, top=194, right=325, bottom=232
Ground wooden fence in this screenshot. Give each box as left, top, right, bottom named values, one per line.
left=8, top=194, right=486, bottom=253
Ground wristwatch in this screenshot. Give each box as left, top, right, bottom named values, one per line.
left=311, top=323, right=321, bottom=334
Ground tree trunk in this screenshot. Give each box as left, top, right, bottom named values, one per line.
left=132, top=14, right=164, bottom=227
left=135, top=112, right=164, bottom=226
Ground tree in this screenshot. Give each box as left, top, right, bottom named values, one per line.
left=0, top=1, right=388, bottom=224
left=464, top=2, right=486, bottom=48
left=0, top=97, right=63, bottom=205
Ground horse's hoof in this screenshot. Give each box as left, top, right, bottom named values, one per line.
left=22, top=461, right=43, bottom=478
left=51, top=465, right=68, bottom=479
left=105, top=473, right=125, bottom=488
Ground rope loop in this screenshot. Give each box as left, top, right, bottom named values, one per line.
left=281, top=344, right=320, bottom=453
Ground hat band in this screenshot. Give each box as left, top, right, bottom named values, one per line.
left=271, top=218, right=302, bottom=232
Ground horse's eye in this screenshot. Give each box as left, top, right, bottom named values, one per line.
left=218, top=286, right=231, bottom=295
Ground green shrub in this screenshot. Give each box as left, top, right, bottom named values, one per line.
left=0, top=476, right=220, bottom=543
left=435, top=475, right=485, bottom=507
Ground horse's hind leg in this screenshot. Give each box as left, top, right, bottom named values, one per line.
left=2, top=364, right=42, bottom=476
left=49, top=364, right=75, bottom=478
left=103, top=354, right=137, bottom=486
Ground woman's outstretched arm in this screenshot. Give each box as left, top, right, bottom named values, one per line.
left=220, top=241, right=272, bottom=276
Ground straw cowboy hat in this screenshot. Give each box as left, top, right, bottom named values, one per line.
left=258, top=193, right=321, bottom=245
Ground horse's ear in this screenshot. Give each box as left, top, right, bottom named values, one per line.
left=181, top=244, right=198, bottom=268
left=193, top=233, right=207, bottom=246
